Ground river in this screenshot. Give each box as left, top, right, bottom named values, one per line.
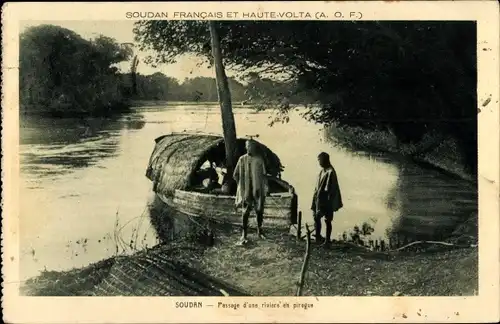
left=19, top=105, right=477, bottom=281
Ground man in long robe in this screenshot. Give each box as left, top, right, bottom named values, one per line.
left=311, top=152, right=343, bottom=245
left=233, top=139, right=268, bottom=245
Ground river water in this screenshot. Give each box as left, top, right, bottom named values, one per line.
left=19, top=105, right=477, bottom=281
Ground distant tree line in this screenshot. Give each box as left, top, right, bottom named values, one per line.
left=121, top=73, right=246, bottom=102
left=20, top=24, right=307, bottom=118
left=134, top=21, right=477, bottom=174
left=123, top=72, right=310, bottom=104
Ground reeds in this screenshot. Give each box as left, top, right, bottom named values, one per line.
left=334, top=222, right=477, bottom=254
left=112, top=206, right=159, bottom=256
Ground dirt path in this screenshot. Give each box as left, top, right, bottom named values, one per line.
left=193, top=230, right=478, bottom=296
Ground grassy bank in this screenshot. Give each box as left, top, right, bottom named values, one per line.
left=326, top=124, right=475, bottom=183
left=196, top=230, right=477, bottom=296
left=22, top=225, right=477, bottom=296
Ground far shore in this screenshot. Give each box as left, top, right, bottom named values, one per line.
left=129, top=100, right=313, bottom=109
left=131, top=100, right=221, bottom=107
left=20, top=100, right=317, bottom=117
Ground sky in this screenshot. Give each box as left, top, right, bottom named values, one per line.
left=19, top=20, right=239, bottom=82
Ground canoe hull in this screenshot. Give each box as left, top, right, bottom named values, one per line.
left=157, top=189, right=298, bottom=229
left=146, top=133, right=298, bottom=230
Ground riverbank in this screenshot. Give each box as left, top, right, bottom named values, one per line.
left=20, top=102, right=131, bottom=118
left=325, top=124, right=476, bottom=183
left=19, top=108, right=478, bottom=297
left=131, top=100, right=229, bottom=107
left=130, top=100, right=266, bottom=108
left=326, top=123, right=478, bottom=244
left=22, top=224, right=477, bottom=296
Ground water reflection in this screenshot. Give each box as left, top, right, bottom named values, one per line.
left=384, top=161, right=477, bottom=242
left=123, top=115, right=146, bottom=130
left=322, top=134, right=478, bottom=245
left=20, top=114, right=146, bottom=183
left=19, top=112, right=153, bottom=281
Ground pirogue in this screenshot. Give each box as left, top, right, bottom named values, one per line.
left=146, top=132, right=299, bottom=230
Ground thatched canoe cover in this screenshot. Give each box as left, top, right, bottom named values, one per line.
left=146, top=133, right=284, bottom=197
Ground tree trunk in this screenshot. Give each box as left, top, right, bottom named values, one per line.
left=130, top=55, right=139, bottom=96
left=209, top=21, right=238, bottom=187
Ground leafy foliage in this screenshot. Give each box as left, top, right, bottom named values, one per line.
left=134, top=20, right=477, bottom=173
left=20, top=25, right=133, bottom=116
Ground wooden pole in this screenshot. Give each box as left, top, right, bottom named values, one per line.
left=208, top=21, right=238, bottom=183
left=296, top=224, right=312, bottom=296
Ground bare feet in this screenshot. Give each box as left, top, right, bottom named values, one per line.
left=257, top=230, right=267, bottom=240
left=236, top=236, right=248, bottom=246
left=315, top=235, right=325, bottom=244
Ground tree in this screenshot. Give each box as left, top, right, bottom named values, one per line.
left=130, top=55, right=140, bottom=96
left=209, top=21, right=238, bottom=188
left=134, top=20, right=477, bottom=174
left=20, top=24, right=133, bottom=116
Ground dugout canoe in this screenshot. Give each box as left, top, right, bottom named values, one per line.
left=146, top=133, right=299, bottom=229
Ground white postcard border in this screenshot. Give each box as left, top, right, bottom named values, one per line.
left=2, top=1, right=499, bottom=323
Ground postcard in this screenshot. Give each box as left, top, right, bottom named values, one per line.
left=1, top=1, right=499, bottom=323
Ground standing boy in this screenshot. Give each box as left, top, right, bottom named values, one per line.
left=311, top=152, right=343, bottom=245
